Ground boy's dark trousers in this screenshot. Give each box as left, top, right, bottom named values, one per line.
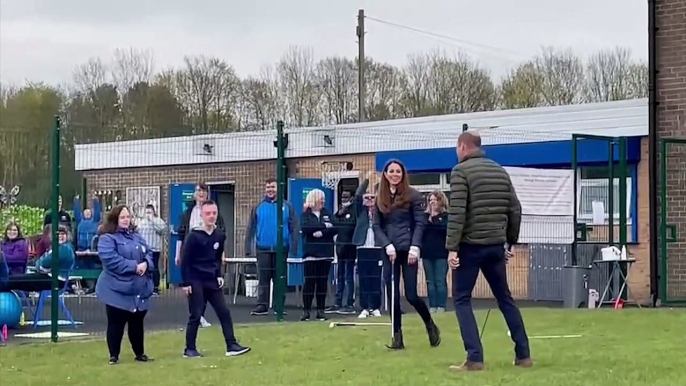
left=452, top=243, right=530, bottom=363
left=185, top=280, right=237, bottom=351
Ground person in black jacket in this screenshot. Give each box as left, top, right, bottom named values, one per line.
left=299, top=189, right=337, bottom=322
left=176, top=182, right=224, bottom=328
left=327, top=189, right=356, bottom=315
left=181, top=200, right=250, bottom=358
left=374, top=159, right=440, bottom=350
left=422, top=190, right=450, bottom=312
left=352, top=172, right=383, bottom=319
left=43, top=195, right=72, bottom=231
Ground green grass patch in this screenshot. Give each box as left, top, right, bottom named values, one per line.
left=1, top=309, right=683, bottom=386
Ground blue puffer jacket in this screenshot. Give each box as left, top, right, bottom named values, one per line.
left=96, top=228, right=154, bottom=312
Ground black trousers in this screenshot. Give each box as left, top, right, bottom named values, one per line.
left=453, top=244, right=530, bottom=363
left=3, top=273, right=64, bottom=292
left=152, top=251, right=161, bottom=289
left=186, top=280, right=237, bottom=351
left=106, top=305, right=147, bottom=358
left=302, top=259, right=332, bottom=311
left=256, top=249, right=286, bottom=308
left=383, top=250, right=433, bottom=333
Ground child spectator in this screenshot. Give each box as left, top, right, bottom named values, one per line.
left=74, top=193, right=102, bottom=251
left=3, top=225, right=75, bottom=292
left=1, top=222, right=29, bottom=276
left=43, top=195, right=72, bottom=232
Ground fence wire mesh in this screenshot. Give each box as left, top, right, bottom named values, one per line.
left=1, top=118, right=634, bottom=339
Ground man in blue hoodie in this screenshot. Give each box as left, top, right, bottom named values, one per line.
left=244, top=178, right=299, bottom=316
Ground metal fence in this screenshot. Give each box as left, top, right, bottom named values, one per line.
left=0, top=117, right=634, bottom=342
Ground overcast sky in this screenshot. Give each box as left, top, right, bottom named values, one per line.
left=0, top=0, right=647, bottom=86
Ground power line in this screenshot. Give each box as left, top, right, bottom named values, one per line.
left=365, top=15, right=525, bottom=62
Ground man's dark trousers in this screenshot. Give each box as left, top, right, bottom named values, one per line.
left=256, top=249, right=287, bottom=307
left=452, top=243, right=530, bottom=363
left=186, top=280, right=237, bottom=350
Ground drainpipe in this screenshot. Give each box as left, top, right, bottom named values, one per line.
left=648, top=0, right=659, bottom=306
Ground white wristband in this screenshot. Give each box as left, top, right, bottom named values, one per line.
left=385, top=244, right=396, bottom=256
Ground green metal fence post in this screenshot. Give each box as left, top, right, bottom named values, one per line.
left=608, top=141, right=615, bottom=246
left=659, top=139, right=668, bottom=304
left=571, top=134, right=579, bottom=265
left=274, top=120, right=286, bottom=322
left=50, top=115, right=61, bottom=343
left=618, top=137, right=628, bottom=300
left=618, top=137, right=628, bottom=247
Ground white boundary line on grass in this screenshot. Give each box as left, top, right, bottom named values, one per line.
left=507, top=331, right=583, bottom=339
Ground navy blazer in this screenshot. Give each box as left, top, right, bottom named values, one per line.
left=300, top=208, right=337, bottom=258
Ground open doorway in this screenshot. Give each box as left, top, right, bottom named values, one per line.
left=209, top=182, right=235, bottom=258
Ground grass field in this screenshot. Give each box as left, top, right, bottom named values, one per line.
left=1, top=308, right=684, bottom=386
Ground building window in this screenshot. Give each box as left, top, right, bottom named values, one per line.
left=578, top=178, right=632, bottom=223
left=408, top=173, right=441, bottom=186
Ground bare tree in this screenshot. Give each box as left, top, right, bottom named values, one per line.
left=72, top=58, right=109, bottom=94
left=316, top=56, right=357, bottom=124
left=277, top=46, right=322, bottom=127
left=584, top=47, right=636, bottom=102
left=173, top=55, right=241, bottom=133
left=240, top=66, right=283, bottom=130
left=364, top=59, right=405, bottom=121
left=534, top=47, right=585, bottom=105
left=626, top=62, right=649, bottom=99
left=111, top=48, right=155, bottom=93
left=499, top=61, right=544, bottom=109
left=400, top=53, right=432, bottom=117
left=426, top=51, right=496, bottom=114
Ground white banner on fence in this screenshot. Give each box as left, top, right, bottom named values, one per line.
left=503, top=167, right=574, bottom=244
left=504, top=166, right=574, bottom=216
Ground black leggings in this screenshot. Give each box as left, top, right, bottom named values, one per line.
left=106, top=305, right=147, bottom=358
left=383, top=250, right=433, bottom=333
left=302, top=259, right=332, bottom=311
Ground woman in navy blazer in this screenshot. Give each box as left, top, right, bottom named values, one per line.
left=299, top=189, right=337, bottom=322
left=97, top=205, right=154, bottom=365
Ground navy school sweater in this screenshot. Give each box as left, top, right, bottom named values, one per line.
left=180, top=226, right=225, bottom=287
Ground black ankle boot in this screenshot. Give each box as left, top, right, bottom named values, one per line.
left=426, top=320, right=441, bottom=347
left=386, top=331, right=405, bottom=350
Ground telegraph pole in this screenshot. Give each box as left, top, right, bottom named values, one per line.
left=357, top=9, right=366, bottom=123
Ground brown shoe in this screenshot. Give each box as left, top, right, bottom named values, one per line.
left=514, top=358, right=533, bottom=368
left=449, top=361, right=485, bottom=372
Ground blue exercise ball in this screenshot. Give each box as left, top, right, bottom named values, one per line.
left=0, top=291, right=23, bottom=329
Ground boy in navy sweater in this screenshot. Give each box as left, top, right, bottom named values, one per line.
left=181, top=200, right=250, bottom=358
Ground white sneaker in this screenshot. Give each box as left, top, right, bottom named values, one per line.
left=358, top=309, right=369, bottom=319
left=200, top=316, right=211, bottom=328
left=429, top=307, right=437, bottom=313
left=436, top=307, right=446, bottom=312
left=371, top=309, right=382, bottom=317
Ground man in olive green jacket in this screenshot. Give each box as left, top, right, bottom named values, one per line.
left=446, top=131, right=531, bottom=372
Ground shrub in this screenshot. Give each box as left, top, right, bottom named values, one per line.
left=0, top=205, right=45, bottom=236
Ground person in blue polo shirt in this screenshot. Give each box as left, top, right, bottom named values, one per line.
left=181, top=200, right=250, bottom=358
left=244, top=178, right=299, bottom=316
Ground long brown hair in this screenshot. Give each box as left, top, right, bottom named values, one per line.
left=425, top=190, right=449, bottom=214
left=377, top=159, right=412, bottom=214
left=99, top=204, right=136, bottom=235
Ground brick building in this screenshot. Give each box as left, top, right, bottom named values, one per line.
left=75, top=98, right=651, bottom=303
